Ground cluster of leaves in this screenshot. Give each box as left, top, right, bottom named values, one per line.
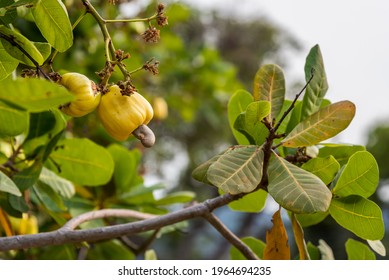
left=193, top=45, right=386, bottom=259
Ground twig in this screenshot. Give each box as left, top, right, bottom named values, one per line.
left=0, top=33, right=50, bottom=80
left=0, top=194, right=242, bottom=252
left=203, top=212, right=259, bottom=260
left=61, top=209, right=158, bottom=231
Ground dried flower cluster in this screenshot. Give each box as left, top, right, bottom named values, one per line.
left=142, top=26, right=160, bottom=43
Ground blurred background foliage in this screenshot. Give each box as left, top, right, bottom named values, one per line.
left=7, top=0, right=388, bottom=259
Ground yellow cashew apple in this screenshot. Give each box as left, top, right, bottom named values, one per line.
left=97, top=85, right=155, bottom=146
left=9, top=213, right=38, bottom=235
left=59, top=72, right=101, bottom=117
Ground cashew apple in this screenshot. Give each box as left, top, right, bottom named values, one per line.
left=97, top=85, right=154, bottom=145
left=59, top=72, right=101, bottom=117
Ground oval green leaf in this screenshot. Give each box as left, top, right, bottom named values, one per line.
left=228, top=188, right=267, bottom=213
left=0, top=170, right=22, bottom=196
left=301, top=155, right=340, bottom=185
left=346, top=239, right=376, bottom=260
left=207, top=145, right=264, bottom=194
left=0, top=40, right=18, bottom=81
left=268, top=152, right=332, bottom=213
left=282, top=100, right=356, bottom=147
left=230, top=237, right=265, bottom=260
left=0, top=78, right=74, bottom=112
left=107, top=144, right=142, bottom=194
left=228, top=89, right=254, bottom=145
left=0, top=100, right=28, bottom=137
left=329, top=196, right=384, bottom=240
left=253, top=64, right=285, bottom=119
left=39, top=167, right=74, bottom=198
left=318, top=143, right=365, bottom=166
left=332, top=151, right=379, bottom=198
left=301, top=44, right=328, bottom=120
left=49, top=138, right=114, bottom=186
left=245, top=101, right=271, bottom=134
left=0, top=25, right=44, bottom=66
left=32, top=0, right=73, bottom=52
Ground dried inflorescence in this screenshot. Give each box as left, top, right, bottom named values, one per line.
left=142, top=26, right=160, bottom=43
left=156, top=3, right=168, bottom=27
left=143, top=59, right=159, bottom=75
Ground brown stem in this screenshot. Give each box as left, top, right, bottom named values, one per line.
left=203, top=212, right=259, bottom=260
left=0, top=194, right=242, bottom=251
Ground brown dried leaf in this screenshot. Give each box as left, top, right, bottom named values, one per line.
left=263, top=209, right=290, bottom=260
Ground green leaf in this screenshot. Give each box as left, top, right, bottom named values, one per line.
left=49, top=138, right=114, bottom=186
left=233, top=113, right=256, bottom=144
left=207, top=145, right=264, bottom=194
left=307, top=242, right=321, bottom=260
left=301, top=44, right=328, bottom=120
left=228, top=89, right=254, bottom=145
left=268, top=152, right=332, bottom=213
left=86, top=240, right=135, bottom=260
left=32, top=0, right=73, bottom=52
left=32, top=181, right=67, bottom=212
left=301, top=156, right=340, bottom=185
left=8, top=194, right=29, bottom=212
left=282, top=101, right=356, bottom=147
left=0, top=40, right=19, bottom=81
left=107, top=144, right=142, bottom=194
left=318, top=144, right=366, bottom=166
left=33, top=42, right=52, bottom=61
left=346, top=239, right=376, bottom=260
left=0, top=100, right=28, bottom=137
left=25, top=111, right=56, bottom=141
left=228, top=188, right=267, bottom=213
left=23, top=110, right=66, bottom=161
left=0, top=25, right=44, bottom=66
left=329, top=196, right=384, bottom=240
left=294, top=211, right=329, bottom=227
left=230, top=237, right=265, bottom=260
left=0, top=0, right=37, bottom=17
left=245, top=101, right=271, bottom=143
left=191, top=152, right=223, bottom=186
left=0, top=78, right=74, bottom=112
left=332, top=151, right=379, bottom=198
left=155, top=191, right=195, bottom=206
left=253, top=64, right=285, bottom=119
left=0, top=170, right=22, bottom=196
left=0, top=0, right=17, bottom=23
left=39, top=167, right=74, bottom=198
left=12, top=161, right=43, bottom=191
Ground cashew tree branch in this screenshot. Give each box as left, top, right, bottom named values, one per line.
left=0, top=193, right=248, bottom=253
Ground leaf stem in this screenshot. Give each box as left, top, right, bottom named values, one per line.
left=82, top=0, right=129, bottom=85
left=105, top=14, right=158, bottom=24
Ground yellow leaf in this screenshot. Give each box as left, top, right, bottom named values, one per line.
left=291, top=213, right=310, bottom=260
left=263, top=209, right=290, bottom=260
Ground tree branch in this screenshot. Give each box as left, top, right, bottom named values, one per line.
left=203, top=212, right=259, bottom=260
left=0, top=194, right=243, bottom=252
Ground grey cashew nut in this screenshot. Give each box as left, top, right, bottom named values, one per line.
left=132, top=124, right=156, bottom=148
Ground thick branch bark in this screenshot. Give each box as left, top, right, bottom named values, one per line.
left=0, top=193, right=243, bottom=252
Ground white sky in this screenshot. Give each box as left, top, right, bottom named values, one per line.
left=183, top=0, right=389, bottom=145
